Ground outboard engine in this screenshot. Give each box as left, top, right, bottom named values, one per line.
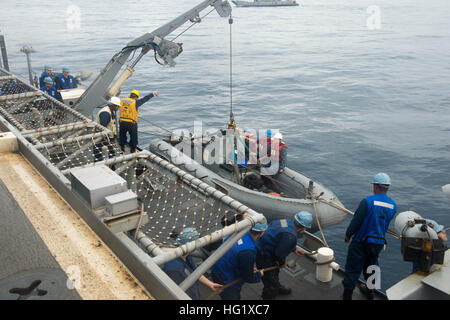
left=394, top=211, right=447, bottom=273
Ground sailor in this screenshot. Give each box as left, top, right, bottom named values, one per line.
left=342, top=173, right=397, bottom=300
left=271, top=132, right=287, bottom=175
left=242, top=127, right=258, bottom=166
left=94, top=97, right=120, bottom=162
left=211, top=222, right=268, bottom=300
left=259, top=130, right=287, bottom=175
left=411, top=219, right=447, bottom=272
left=426, top=219, right=448, bottom=242
left=119, top=89, right=159, bottom=153
left=258, top=129, right=272, bottom=159
left=39, top=64, right=53, bottom=88
left=55, top=66, right=77, bottom=90
left=256, top=211, right=312, bottom=300
left=163, top=228, right=223, bottom=300
left=258, top=131, right=287, bottom=194
left=40, top=76, right=63, bottom=102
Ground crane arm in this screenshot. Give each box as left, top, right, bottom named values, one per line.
left=74, top=0, right=231, bottom=117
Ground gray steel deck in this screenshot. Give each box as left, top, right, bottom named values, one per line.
left=0, top=178, right=81, bottom=300
left=201, top=252, right=385, bottom=300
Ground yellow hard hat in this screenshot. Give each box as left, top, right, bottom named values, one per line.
left=130, top=90, right=140, bottom=98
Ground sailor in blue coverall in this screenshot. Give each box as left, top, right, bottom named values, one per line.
left=55, top=66, right=77, bottom=90
left=342, top=173, right=397, bottom=300
left=211, top=222, right=268, bottom=300
left=163, top=228, right=223, bottom=300
left=256, top=211, right=312, bottom=300
left=39, top=64, right=53, bottom=88
left=40, top=76, right=63, bottom=102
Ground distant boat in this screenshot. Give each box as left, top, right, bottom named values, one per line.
left=232, top=0, right=299, bottom=7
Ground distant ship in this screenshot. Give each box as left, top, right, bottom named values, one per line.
left=232, top=0, right=299, bottom=7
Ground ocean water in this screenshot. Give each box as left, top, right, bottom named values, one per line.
left=1, top=0, right=450, bottom=293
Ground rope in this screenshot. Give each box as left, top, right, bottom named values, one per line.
left=229, top=14, right=234, bottom=125
left=308, top=190, right=329, bottom=247
left=139, top=117, right=172, bottom=133
left=315, top=257, right=335, bottom=266
left=316, top=197, right=401, bottom=239
left=138, top=131, right=170, bottom=138
left=287, top=254, right=302, bottom=268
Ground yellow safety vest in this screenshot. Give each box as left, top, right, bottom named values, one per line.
left=120, top=97, right=138, bottom=123
left=96, top=106, right=116, bottom=138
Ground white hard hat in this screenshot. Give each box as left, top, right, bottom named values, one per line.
left=109, top=96, right=121, bottom=106
left=273, top=132, right=283, bottom=140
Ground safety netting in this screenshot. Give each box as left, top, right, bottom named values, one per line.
left=0, top=68, right=248, bottom=252
left=0, top=72, right=125, bottom=171
left=114, top=154, right=241, bottom=247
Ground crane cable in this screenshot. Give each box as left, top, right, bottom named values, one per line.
left=229, top=13, right=234, bottom=127
left=171, top=8, right=216, bottom=42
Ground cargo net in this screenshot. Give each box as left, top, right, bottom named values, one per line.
left=38, top=130, right=124, bottom=171
left=1, top=68, right=245, bottom=250
left=0, top=76, right=34, bottom=95
left=117, top=156, right=242, bottom=248
left=0, top=69, right=11, bottom=77
left=0, top=72, right=124, bottom=170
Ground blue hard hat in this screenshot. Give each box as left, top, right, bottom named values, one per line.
left=176, top=227, right=200, bottom=245
left=252, top=221, right=268, bottom=232
left=43, top=77, right=53, bottom=85
left=243, top=127, right=249, bottom=132
left=44, top=64, right=51, bottom=71
left=294, top=211, right=312, bottom=229
left=372, top=173, right=391, bottom=185
left=266, top=129, right=272, bottom=137
left=426, top=219, right=444, bottom=233
left=62, top=66, right=70, bottom=72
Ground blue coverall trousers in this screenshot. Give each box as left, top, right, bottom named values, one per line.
left=342, top=240, right=384, bottom=291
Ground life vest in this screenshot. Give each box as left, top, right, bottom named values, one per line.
left=268, top=192, right=280, bottom=197
left=96, top=106, right=116, bottom=138
left=259, top=219, right=297, bottom=257
left=353, top=193, right=397, bottom=245
left=272, top=141, right=288, bottom=159
left=163, top=256, right=200, bottom=300
left=211, top=232, right=257, bottom=289
left=120, top=97, right=138, bottom=123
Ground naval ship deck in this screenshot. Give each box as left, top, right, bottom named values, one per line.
left=0, top=66, right=389, bottom=302
left=201, top=233, right=386, bottom=301
left=0, top=152, right=151, bottom=300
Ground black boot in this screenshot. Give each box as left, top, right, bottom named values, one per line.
left=342, top=288, right=353, bottom=300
